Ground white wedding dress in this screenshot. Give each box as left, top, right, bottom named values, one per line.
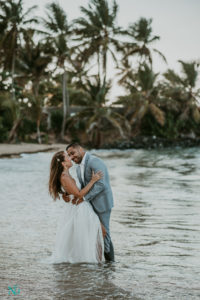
left=48, top=178, right=104, bottom=264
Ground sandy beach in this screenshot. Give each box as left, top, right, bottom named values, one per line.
left=0, top=143, right=66, bottom=158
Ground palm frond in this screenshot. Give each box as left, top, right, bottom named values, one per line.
left=153, top=48, right=167, bottom=64
left=163, top=69, right=183, bottom=86
left=178, top=60, right=199, bottom=88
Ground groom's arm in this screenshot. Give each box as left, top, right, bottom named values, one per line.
left=84, top=159, right=107, bottom=202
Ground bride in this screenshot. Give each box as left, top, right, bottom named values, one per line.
left=48, top=150, right=105, bottom=263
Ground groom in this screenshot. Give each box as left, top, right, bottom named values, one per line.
left=63, top=142, right=114, bottom=262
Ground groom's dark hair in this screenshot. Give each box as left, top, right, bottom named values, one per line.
left=66, top=142, right=81, bottom=150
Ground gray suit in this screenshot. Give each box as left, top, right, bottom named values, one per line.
left=76, top=152, right=114, bottom=259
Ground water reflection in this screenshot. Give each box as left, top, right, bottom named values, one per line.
left=51, top=263, right=135, bottom=299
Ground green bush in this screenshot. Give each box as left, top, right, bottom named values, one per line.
left=141, top=111, right=200, bottom=138
left=0, top=117, right=9, bottom=142
left=51, top=110, right=63, bottom=133
left=141, top=112, right=179, bottom=138
left=21, top=118, right=36, bottom=134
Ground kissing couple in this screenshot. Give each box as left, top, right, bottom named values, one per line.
left=48, top=142, right=114, bottom=263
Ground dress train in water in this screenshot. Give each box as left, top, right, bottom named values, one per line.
left=48, top=196, right=104, bottom=264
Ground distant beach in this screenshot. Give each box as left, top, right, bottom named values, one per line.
left=0, top=143, right=66, bottom=158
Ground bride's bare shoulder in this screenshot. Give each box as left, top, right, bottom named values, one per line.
left=61, top=172, right=76, bottom=183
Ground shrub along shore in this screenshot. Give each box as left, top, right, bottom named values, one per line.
left=102, top=136, right=200, bottom=150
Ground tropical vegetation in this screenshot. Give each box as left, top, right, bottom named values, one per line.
left=0, top=0, right=199, bottom=147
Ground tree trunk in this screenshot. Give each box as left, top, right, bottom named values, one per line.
left=47, top=112, right=51, bottom=131
left=95, top=128, right=102, bottom=149
left=102, top=31, right=108, bottom=82
left=37, top=118, right=42, bottom=144
left=102, top=49, right=107, bottom=82
left=97, top=50, right=101, bottom=84
left=34, top=82, right=42, bottom=144
left=61, top=70, right=70, bottom=140
left=11, top=52, right=16, bottom=102
left=8, top=118, right=22, bottom=143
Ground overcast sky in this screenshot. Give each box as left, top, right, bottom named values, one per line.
left=23, top=0, right=200, bottom=101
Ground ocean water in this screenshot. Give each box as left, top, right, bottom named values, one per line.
left=0, top=148, right=200, bottom=299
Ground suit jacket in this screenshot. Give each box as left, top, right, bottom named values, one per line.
left=76, top=152, right=114, bottom=213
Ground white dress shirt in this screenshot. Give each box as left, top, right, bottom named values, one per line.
left=79, top=152, right=88, bottom=201
left=80, top=152, right=87, bottom=185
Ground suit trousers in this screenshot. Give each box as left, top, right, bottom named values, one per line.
left=97, top=209, right=112, bottom=253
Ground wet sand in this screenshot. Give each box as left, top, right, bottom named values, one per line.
left=0, top=143, right=66, bottom=158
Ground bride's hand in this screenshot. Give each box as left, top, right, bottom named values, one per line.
left=62, top=193, right=71, bottom=202
left=91, top=170, right=103, bottom=183
left=71, top=196, right=79, bottom=204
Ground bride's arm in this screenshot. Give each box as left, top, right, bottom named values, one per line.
left=60, top=171, right=103, bottom=199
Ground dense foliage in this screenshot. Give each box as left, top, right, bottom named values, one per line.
left=0, top=0, right=199, bottom=147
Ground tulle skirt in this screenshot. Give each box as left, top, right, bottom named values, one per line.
left=48, top=200, right=104, bottom=264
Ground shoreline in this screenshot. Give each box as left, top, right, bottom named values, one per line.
left=0, top=143, right=66, bottom=158
left=1, top=136, right=200, bottom=158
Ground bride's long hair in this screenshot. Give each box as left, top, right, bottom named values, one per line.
left=49, top=151, right=65, bottom=200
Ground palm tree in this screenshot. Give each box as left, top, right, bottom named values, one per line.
left=43, top=2, right=73, bottom=140
left=163, top=60, right=200, bottom=125
left=0, top=66, right=24, bottom=142
left=17, top=30, right=53, bottom=143
left=122, top=17, right=166, bottom=67
left=117, top=63, right=165, bottom=136
left=74, top=0, right=122, bottom=82
left=69, top=76, right=126, bottom=147
left=0, top=0, right=38, bottom=101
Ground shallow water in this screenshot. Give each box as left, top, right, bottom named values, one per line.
left=0, top=148, right=200, bottom=299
